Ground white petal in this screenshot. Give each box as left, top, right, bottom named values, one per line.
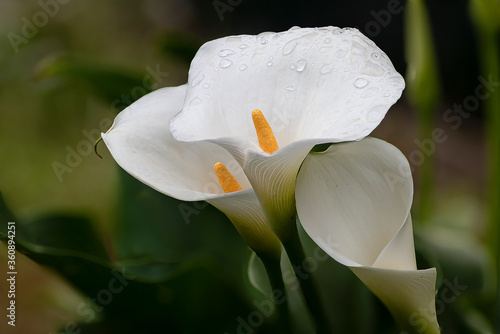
left=372, top=215, right=417, bottom=270
left=243, top=140, right=317, bottom=236
left=295, top=138, right=413, bottom=266
left=103, top=85, right=281, bottom=258
left=350, top=266, right=439, bottom=333
left=102, top=85, right=251, bottom=202
left=208, top=190, right=281, bottom=258
left=171, top=26, right=404, bottom=151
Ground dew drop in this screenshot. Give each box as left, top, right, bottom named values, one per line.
left=354, top=78, right=368, bottom=88
left=336, top=49, right=347, bottom=58
left=267, top=61, right=273, bottom=67
left=289, top=64, right=295, bottom=70
left=367, top=105, right=386, bottom=123
left=218, top=49, right=235, bottom=57
left=239, top=44, right=248, bottom=49
left=362, top=62, right=385, bottom=76
left=296, top=59, right=307, bottom=72
left=283, top=38, right=300, bottom=55
left=219, top=59, right=232, bottom=68
left=285, top=85, right=295, bottom=91
left=289, top=26, right=301, bottom=31
left=239, top=64, right=248, bottom=71
left=361, top=87, right=379, bottom=98
left=389, top=76, right=405, bottom=88
left=320, top=63, right=334, bottom=74
left=189, top=97, right=202, bottom=106
left=190, top=73, right=205, bottom=87
left=202, top=83, right=210, bottom=89
left=261, top=39, right=268, bottom=45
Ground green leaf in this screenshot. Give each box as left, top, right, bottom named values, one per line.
left=470, top=0, right=500, bottom=33
left=159, top=31, right=202, bottom=63
left=0, top=194, right=256, bottom=333
left=113, top=170, right=251, bottom=277
left=35, top=55, right=149, bottom=109
left=404, top=0, right=440, bottom=111
left=248, top=252, right=272, bottom=296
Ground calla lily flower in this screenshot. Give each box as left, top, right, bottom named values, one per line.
left=296, top=137, right=440, bottom=333
left=170, top=26, right=405, bottom=237
left=101, top=85, right=281, bottom=260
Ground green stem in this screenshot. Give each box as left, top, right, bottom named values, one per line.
left=280, top=222, right=332, bottom=334
left=260, top=255, right=293, bottom=334
left=476, top=28, right=500, bottom=329
left=416, top=102, right=436, bottom=224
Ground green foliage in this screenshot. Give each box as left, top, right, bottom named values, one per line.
left=36, top=55, right=149, bottom=109
left=404, top=0, right=440, bottom=111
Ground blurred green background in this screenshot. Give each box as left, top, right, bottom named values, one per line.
left=0, top=0, right=498, bottom=333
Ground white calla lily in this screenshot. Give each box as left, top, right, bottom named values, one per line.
left=296, top=138, right=440, bottom=333
left=170, top=26, right=405, bottom=237
left=101, top=85, right=281, bottom=259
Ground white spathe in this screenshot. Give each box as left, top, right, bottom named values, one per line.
left=170, top=26, right=405, bottom=236
left=296, top=138, right=439, bottom=333
left=102, top=85, right=281, bottom=258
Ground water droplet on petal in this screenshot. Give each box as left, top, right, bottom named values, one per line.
left=361, top=87, right=379, bottom=98
left=289, top=64, right=295, bottom=70
left=289, top=26, right=301, bottom=31
left=367, top=105, right=386, bottom=123
left=320, top=63, right=334, bottom=74
left=240, top=44, right=248, bottom=49
left=189, top=97, right=202, bottom=106
left=389, top=76, right=405, bottom=88
left=283, top=38, right=300, bottom=55
left=336, top=49, right=347, bottom=58
left=218, top=49, right=235, bottom=57
left=261, top=39, right=268, bottom=45
left=190, top=73, right=205, bottom=87
left=219, top=59, right=232, bottom=68
left=354, top=78, right=368, bottom=88
left=362, top=62, right=385, bottom=76
left=267, top=61, right=273, bottom=67
left=285, top=85, right=295, bottom=91
left=202, top=83, right=210, bottom=89
left=239, top=64, right=248, bottom=71
left=296, top=59, right=307, bottom=72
